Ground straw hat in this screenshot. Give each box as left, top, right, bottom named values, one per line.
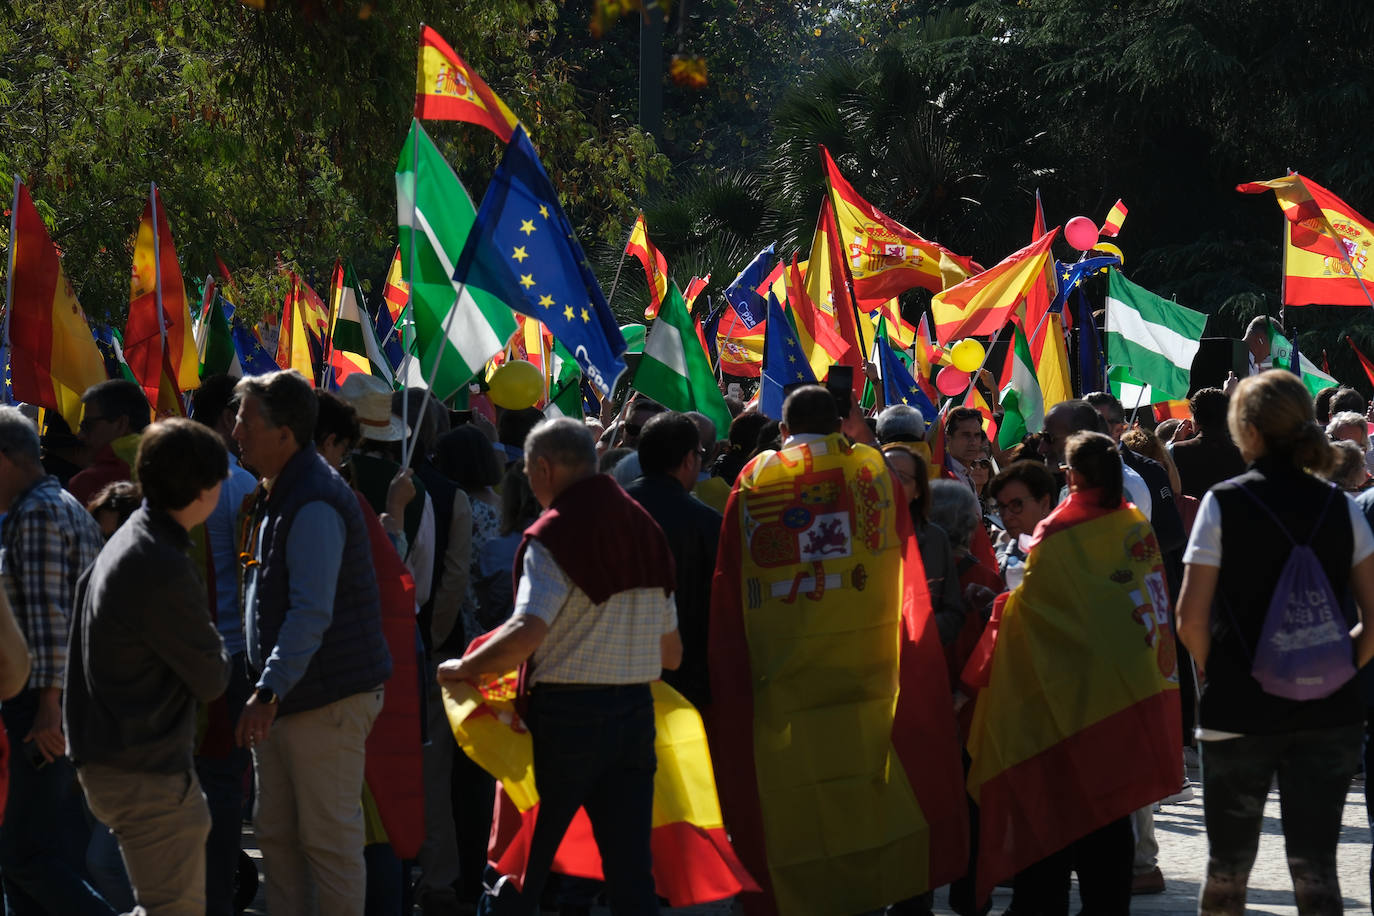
left=338, top=374, right=408, bottom=443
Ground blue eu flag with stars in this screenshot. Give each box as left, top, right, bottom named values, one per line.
left=452, top=126, right=627, bottom=396
left=875, top=332, right=936, bottom=424
left=760, top=292, right=817, bottom=420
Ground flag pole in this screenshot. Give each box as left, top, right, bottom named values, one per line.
left=605, top=218, right=636, bottom=311
left=818, top=167, right=870, bottom=364
left=400, top=106, right=422, bottom=465
left=322, top=259, right=340, bottom=390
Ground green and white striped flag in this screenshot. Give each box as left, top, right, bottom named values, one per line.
left=634, top=282, right=732, bottom=433
left=331, top=261, right=394, bottom=386
left=1108, top=365, right=1160, bottom=410
left=396, top=119, right=517, bottom=401
left=997, top=322, right=1044, bottom=449
left=544, top=339, right=584, bottom=419
left=1268, top=323, right=1338, bottom=398
left=1105, top=270, right=1207, bottom=402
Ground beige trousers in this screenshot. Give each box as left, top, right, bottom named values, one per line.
left=252, top=688, right=384, bottom=916
left=78, top=764, right=211, bottom=916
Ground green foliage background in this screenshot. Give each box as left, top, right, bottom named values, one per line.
left=3, top=0, right=1374, bottom=390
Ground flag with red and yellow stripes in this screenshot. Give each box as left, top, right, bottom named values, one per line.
left=443, top=676, right=757, bottom=906
left=962, top=492, right=1182, bottom=901
left=414, top=26, right=519, bottom=141
left=627, top=213, right=671, bottom=320
left=821, top=145, right=979, bottom=303
left=5, top=180, right=108, bottom=429
left=124, top=185, right=198, bottom=415
left=384, top=246, right=410, bottom=324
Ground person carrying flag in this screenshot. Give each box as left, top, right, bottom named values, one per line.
left=436, top=418, right=681, bottom=914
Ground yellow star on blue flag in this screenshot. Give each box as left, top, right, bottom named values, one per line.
left=451, top=126, right=627, bottom=396
left=760, top=291, right=817, bottom=419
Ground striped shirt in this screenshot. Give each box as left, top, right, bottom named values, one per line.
left=517, top=541, right=676, bottom=686
left=0, top=476, right=104, bottom=689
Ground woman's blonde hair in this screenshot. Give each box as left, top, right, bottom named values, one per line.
left=1227, top=371, right=1332, bottom=473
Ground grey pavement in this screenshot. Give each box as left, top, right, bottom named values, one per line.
left=240, top=763, right=1373, bottom=915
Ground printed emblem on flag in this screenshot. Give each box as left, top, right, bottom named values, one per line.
left=435, top=64, right=473, bottom=100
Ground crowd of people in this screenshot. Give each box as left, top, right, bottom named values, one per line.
left=0, top=335, right=1370, bottom=916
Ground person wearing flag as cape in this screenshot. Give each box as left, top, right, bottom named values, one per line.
left=962, top=431, right=1182, bottom=912
left=708, top=385, right=967, bottom=916
left=436, top=418, right=682, bottom=914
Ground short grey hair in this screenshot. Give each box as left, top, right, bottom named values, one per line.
left=928, top=479, right=982, bottom=550
left=876, top=404, right=926, bottom=443
left=525, top=417, right=597, bottom=472
left=1327, top=411, right=1368, bottom=444
left=234, top=370, right=317, bottom=448
left=0, top=407, right=40, bottom=464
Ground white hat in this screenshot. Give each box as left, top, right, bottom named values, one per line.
left=338, top=374, right=408, bottom=443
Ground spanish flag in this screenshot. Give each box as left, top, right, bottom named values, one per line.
left=783, top=255, right=849, bottom=379
left=962, top=492, right=1182, bottom=901
left=124, top=185, right=199, bottom=415
left=821, top=145, right=979, bottom=303
left=443, top=677, right=757, bottom=906
left=930, top=230, right=1058, bottom=346
left=806, top=203, right=873, bottom=394
left=414, top=26, right=519, bottom=142
left=709, top=433, right=968, bottom=915
left=275, top=272, right=324, bottom=385
left=1031, top=312, right=1073, bottom=411
left=1238, top=174, right=1374, bottom=307
left=5, top=179, right=108, bottom=429
left=384, top=246, right=410, bottom=323
left=626, top=213, right=671, bottom=320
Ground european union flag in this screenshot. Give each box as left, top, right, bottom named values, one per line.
left=760, top=292, right=816, bottom=420
left=225, top=299, right=280, bottom=377
left=723, top=245, right=775, bottom=331
left=875, top=332, right=936, bottom=424
left=1050, top=255, right=1119, bottom=314
left=452, top=126, right=626, bottom=397
left=373, top=303, right=407, bottom=373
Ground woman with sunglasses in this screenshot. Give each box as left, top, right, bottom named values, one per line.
left=987, top=461, right=1058, bottom=589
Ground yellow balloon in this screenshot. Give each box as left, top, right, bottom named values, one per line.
left=950, top=338, right=985, bottom=373
left=488, top=360, right=544, bottom=410
left=1093, top=241, right=1125, bottom=267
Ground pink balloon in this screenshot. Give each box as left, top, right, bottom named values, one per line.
left=936, top=364, right=970, bottom=397
left=1065, top=215, right=1100, bottom=251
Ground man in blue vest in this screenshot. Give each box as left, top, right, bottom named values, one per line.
left=232, top=370, right=392, bottom=916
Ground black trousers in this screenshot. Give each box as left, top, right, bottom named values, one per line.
left=1008, top=816, right=1133, bottom=916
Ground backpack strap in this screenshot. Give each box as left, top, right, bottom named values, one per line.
left=1234, top=480, right=1338, bottom=547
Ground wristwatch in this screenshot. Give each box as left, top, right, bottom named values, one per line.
left=253, top=686, right=279, bottom=705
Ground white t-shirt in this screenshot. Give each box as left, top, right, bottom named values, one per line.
left=1183, top=490, right=1374, bottom=569
left=1183, top=487, right=1374, bottom=742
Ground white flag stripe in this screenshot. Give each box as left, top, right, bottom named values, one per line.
left=644, top=317, right=688, bottom=378
left=1105, top=296, right=1201, bottom=366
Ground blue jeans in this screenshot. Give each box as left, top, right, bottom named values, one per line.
left=1201, top=725, right=1361, bottom=916
left=511, top=684, right=658, bottom=916
left=195, top=652, right=253, bottom=916
left=0, top=690, right=114, bottom=916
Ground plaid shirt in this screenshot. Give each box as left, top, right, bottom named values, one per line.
left=0, top=476, right=104, bottom=689
left=517, top=541, right=677, bottom=686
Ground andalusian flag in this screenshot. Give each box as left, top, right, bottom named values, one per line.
left=635, top=282, right=732, bottom=433
left=329, top=260, right=393, bottom=385
left=820, top=145, right=979, bottom=303
left=124, top=184, right=199, bottom=414
left=544, top=339, right=583, bottom=419
left=1107, top=365, right=1162, bottom=412
left=414, top=26, right=519, bottom=142
left=1239, top=174, right=1374, bottom=307
left=627, top=213, right=671, bottom=320
left=196, top=295, right=240, bottom=379
left=396, top=119, right=518, bottom=400
left=931, top=231, right=1058, bottom=346
left=1104, top=270, right=1205, bottom=402
left=963, top=493, right=1182, bottom=901
left=444, top=673, right=758, bottom=905
left=5, top=179, right=108, bottom=428
left=710, top=434, right=968, bottom=915
left=997, top=322, right=1043, bottom=449
left=1268, top=322, right=1337, bottom=398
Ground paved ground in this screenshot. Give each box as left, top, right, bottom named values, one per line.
left=241, top=762, right=1373, bottom=914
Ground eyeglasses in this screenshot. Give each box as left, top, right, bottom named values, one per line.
left=995, top=496, right=1026, bottom=515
